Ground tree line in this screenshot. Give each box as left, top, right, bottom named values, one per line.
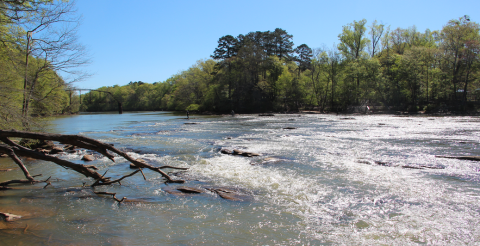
left=0, top=0, right=86, bottom=130
left=81, top=16, right=480, bottom=114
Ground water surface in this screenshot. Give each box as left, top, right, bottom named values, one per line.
left=1, top=112, right=479, bottom=245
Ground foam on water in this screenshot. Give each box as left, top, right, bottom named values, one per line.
left=2, top=112, right=479, bottom=245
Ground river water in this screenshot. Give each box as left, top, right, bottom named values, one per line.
left=1, top=112, right=479, bottom=245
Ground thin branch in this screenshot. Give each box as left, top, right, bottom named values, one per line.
left=93, top=191, right=126, bottom=203
left=0, top=143, right=34, bottom=181
left=0, top=130, right=186, bottom=183
left=91, top=170, right=141, bottom=187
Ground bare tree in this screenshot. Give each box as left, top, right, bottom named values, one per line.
left=12, top=0, right=90, bottom=129
left=368, top=20, right=384, bottom=57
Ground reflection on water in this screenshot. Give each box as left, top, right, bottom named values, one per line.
left=1, top=112, right=480, bottom=245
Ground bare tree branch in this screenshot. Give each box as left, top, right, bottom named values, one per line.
left=0, top=129, right=187, bottom=186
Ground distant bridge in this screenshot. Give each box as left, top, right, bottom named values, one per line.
left=65, top=88, right=124, bottom=114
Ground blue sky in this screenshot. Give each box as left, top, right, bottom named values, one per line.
left=73, top=0, right=479, bottom=89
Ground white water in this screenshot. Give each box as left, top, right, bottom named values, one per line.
left=1, top=112, right=479, bottom=245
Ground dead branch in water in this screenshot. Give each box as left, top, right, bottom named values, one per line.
left=93, top=191, right=126, bottom=203
left=0, top=129, right=187, bottom=201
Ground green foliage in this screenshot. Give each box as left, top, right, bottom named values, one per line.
left=186, top=104, right=200, bottom=111
left=83, top=17, right=480, bottom=114
left=0, top=0, right=86, bottom=130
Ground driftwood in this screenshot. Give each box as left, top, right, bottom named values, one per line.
left=0, top=130, right=188, bottom=197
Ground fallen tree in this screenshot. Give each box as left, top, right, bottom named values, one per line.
left=0, top=129, right=187, bottom=201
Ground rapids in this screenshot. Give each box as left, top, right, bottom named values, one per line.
left=0, top=112, right=479, bottom=245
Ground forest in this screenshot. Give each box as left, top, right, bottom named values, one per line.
left=2, top=0, right=479, bottom=128
left=81, top=16, right=480, bottom=114
left=0, top=0, right=85, bottom=131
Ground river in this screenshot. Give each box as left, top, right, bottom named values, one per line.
left=1, top=112, right=479, bottom=245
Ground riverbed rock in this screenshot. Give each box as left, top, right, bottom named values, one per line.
left=207, top=187, right=251, bottom=202
left=121, top=198, right=155, bottom=204
left=81, top=154, right=94, bottom=161
left=401, top=165, right=424, bottom=169
left=33, top=140, right=55, bottom=150
left=0, top=204, right=57, bottom=222
left=221, top=148, right=260, bottom=157
left=374, top=161, right=391, bottom=167
left=356, top=160, right=372, bottom=165
left=36, top=148, right=51, bottom=154
left=241, top=152, right=260, bottom=157
left=221, top=149, right=233, bottom=154
left=262, top=157, right=280, bottom=163
left=215, top=190, right=240, bottom=201
left=259, top=113, right=275, bottom=116
left=283, top=127, right=297, bottom=130
left=176, top=186, right=205, bottom=194
left=436, top=155, right=480, bottom=161
left=0, top=212, right=22, bottom=222
left=0, top=168, right=16, bottom=172
left=163, top=188, right=184, bottom=196
left=64, top=144, right=76, bottom=150
left=130, top=159, right=146, bottom=168
left=50, top=147, right=64, bottom=154
left=162, top=186, right=204, bottom=196
left=232, top=149, right=243, bottom=155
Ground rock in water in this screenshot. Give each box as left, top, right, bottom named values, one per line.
left=221, top=148, right=260, bottom=157
left=436, top=155, right=480, bottom=161
left=221, top=149, right=233, bottom=154
left=50, top=147, right=64, bottom=154
left=176, top=186, right=205, bottom=194
left=0, top=212, right=22, bottom=222
left=64, top=144, right=76, bottom=150
left=232, top=149, right=243, bottom=155
left=207, top=187, right=251, bottom=202
left=81, top=154, right=94, bottom=161
left=215, top=190, right=241, bottom=201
